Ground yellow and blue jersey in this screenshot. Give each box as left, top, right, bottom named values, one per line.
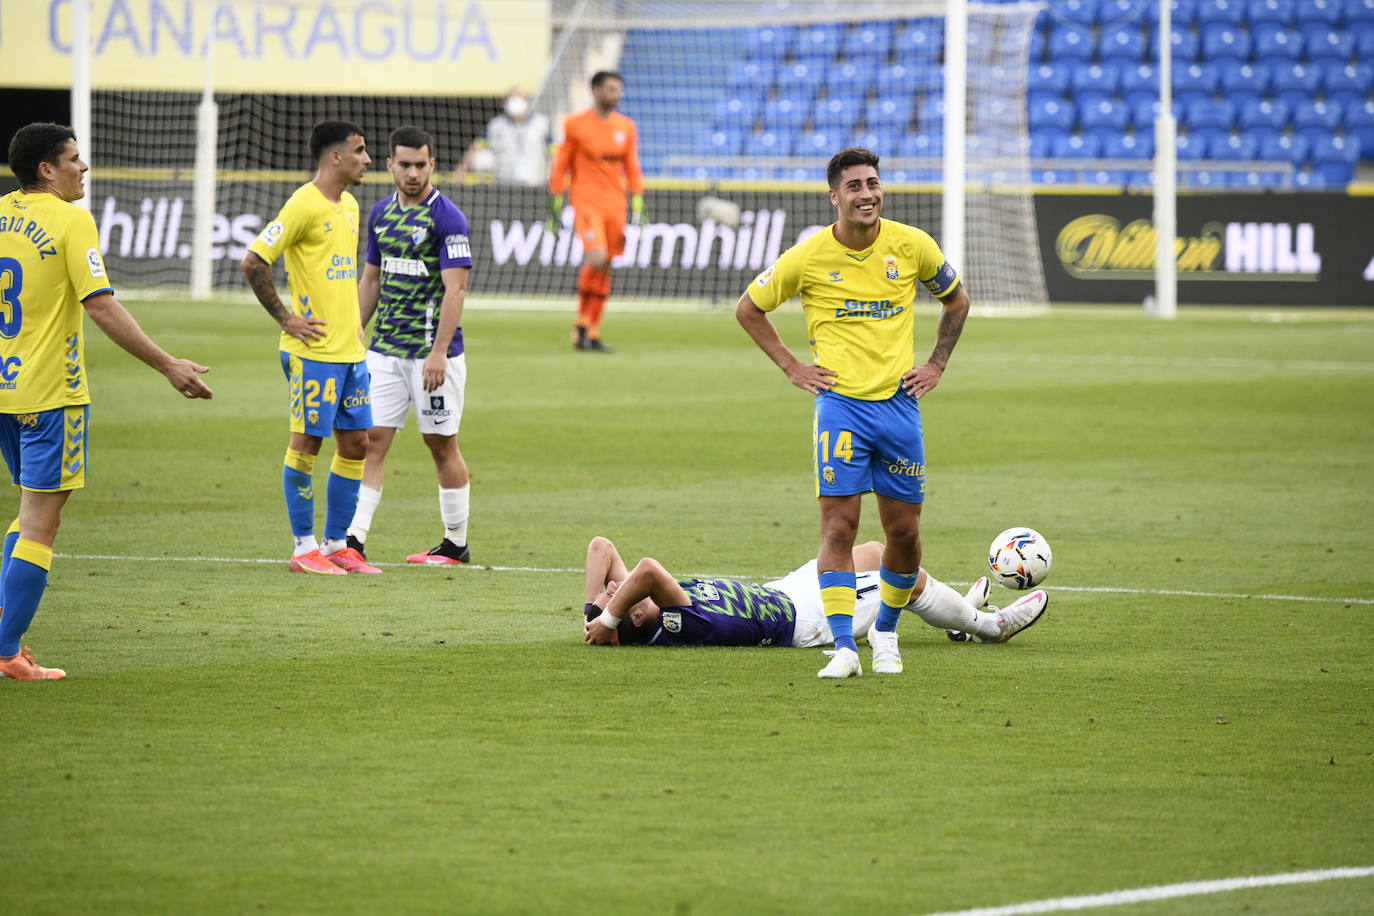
left=748, top=218, right=960, bottom=401
left=0, top=190, right=114, bottom=412
left=249, top=183, right=365, bottom=364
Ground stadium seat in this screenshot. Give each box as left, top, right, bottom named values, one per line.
left=1252, top=26, right=1304, bottom=60
left=1080, top=98, right=1131, bottom=138
left=744, top=25, right=795, bottom=61
left=795, top=22, right=844, bottom=62
left=852, top=131, right=884, bottom=153
left=1103, top=130, right=1155, bottom=159
left=1323, top=63, right=1374, bottom=110
left=1176, top=132, right=1209, bottom=159
left=1186, top=98, right=1236, bottom=133
left=916, top=97, right=946, bottom=130
left=1201, top=25, right=1253, bottom=61
left=1230, top=168, right=1287, bottom=188
left=1292, top=168, right=1329, bottom=188
left=727, top=61, right=776, bottom=95
left=845, top=24, right=893, bottom=62
left=1083, top=168, right=1131, bottom=186
left=1346, top=99, right=1374, bottom=159
left=1311, top=134, right=1360, bottom=183
left=875, top=63, right=916, bottom=98
left=1029, top=128, right=1059, bottom=158
left=776, top=62, right=825, bottom=101
left=1033, top=167, right=1080, bottom=185
left=1182, top=168, right=1227, bottom=187
left=895, top=20, right=944, bottom=64
left=1098, top=27, right=1146, bottom=63
left=1150, top=28, right=1200, bottom=61
left=1347, top=0, right=1374, bottom=26
left=1131, top=97, right=1164, bottom=130
left=1292, top=99, right=1342, bottom=148
left=1259, top=132, right=1310, bottom=165
left=1029, top=61, right=1073, bottom=98
left=1054, top=0, right=1100, bottom=26
left=1121, top=63, right=1159, bottom=107
left=864, top=95, right=914, bottom=132
left=1030, top=97, right=1078, bottom=131
left=1294, top=0, right=1342, bottom=28
left=1099, top=0, right=1146, bottom=25
left=1302, top=28, right=1356, bottom=64
left=898, top=131, right=942, bottom=159
left=1126, top=169, right=1156, bottom=188
left=825, top=61, right=876, bottom=100
left=762, top=96, right=808, bottom=133
left=713, top=96, right=761, bottom=131
left=696, top=128, right=745, bottom=157
left=1357, top=29, right=1374, bottom=62
left=1208, top=132, right=1259, bottom=159
left=745, top=131, right=788, bottom=158
left=1238, top=97, right=1290, bottom=132
left=1075, top=90, right=1114, bottom=115
left=1048, top=26, right=1095, bottom=61
left=1247, top=0, right=1296, bottom=28
left=795, top=130, right=837, bottom=158
left=1196, top=0, right=1246, bottom=27
left=812, top=97, right=859, bottom=135
left=1146, top=0, right=1199, bottom=25
left=1030, top=26, right=1048, bottom=61
left=1173, top=63, right=1220, bottom=109
left=1220, top=62, right=1273, bottom=109
left=1271, top=63, right=1323, bottom=110
left=1051, top=131, right=1102, bottom=159
left=1072, top=62, right=1122, bottom=98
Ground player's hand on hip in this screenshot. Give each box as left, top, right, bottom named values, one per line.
left=902, top=363, right=944, bottom=399
left=786, top=363, right=837, bottom=395
left=421, top=351, right=446, bottom=392
left=165, top=360, right=214, bottom=399
left=282, top=313, right=327, bottom=345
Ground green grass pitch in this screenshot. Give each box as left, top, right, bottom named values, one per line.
left=3, top=300, right=1372, bottom=914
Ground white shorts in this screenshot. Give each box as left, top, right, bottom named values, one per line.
left=365, top=350, right=466, bottom=435
left=765, top=559, right=883, bottom=649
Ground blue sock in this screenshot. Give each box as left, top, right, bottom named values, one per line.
left=282, top=465, right=316, bottom=537
left=1, top=521, right=19, bottom=579
left=323, top=455, right=365, bottom=542
left=819, top=569, right=858, bottom=653
left=875, top=565, right=921, bottom=633
left=827, top=612, right=856, bottom=653
left=0, top=540, right=53, bottom=657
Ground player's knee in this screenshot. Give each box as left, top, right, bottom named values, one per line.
left=587, top=536, right=614, bottom=557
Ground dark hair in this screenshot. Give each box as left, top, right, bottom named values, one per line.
left=827, top=147, right=881, bottom=189
left=7, top=122, right=76, bottom=188
left=389, top=125, right=434, bottom=159
left=583, top=602, right=657, bottom=646
left=590, top=70, right=623, bottom=89
left=309, top=120, right=365, bottom=162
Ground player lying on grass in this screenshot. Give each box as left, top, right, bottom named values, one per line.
left=580, top=537, right=1047, bottom=665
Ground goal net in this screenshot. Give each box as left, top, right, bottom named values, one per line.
left=80, top=0, right=1047, bottom=311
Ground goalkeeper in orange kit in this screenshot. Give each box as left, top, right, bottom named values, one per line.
left=546, top=70, right=645, bottom=352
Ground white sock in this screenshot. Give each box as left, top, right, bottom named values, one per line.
left=293, top=535, right=319, bottom=556
left=347, top=485, right=383, bottom=542
left=439, top=484, right=469, bottom=544
left=909, top=576, right=1000, bottom=640
left=321, top=537, right=346, bottom=555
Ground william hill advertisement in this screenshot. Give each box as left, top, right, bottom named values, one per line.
left=1036, top=193, right=1374, bottom=306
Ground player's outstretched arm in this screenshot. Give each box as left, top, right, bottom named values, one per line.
left=901, top=284, right=971, bottom=399
left=82, top=292, right=213, bottom=399
left=735, top=292, right=836, bottom=394
left=240, top=251, right=326, bottom=345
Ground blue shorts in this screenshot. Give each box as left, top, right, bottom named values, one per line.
left=280, top=353, right=372, bottom=437
left=0, top=405, right=89, bottom=491
left=813, top=390, right=925, bottom=502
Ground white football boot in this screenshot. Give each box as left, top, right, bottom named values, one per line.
left=867, top=626, right=902, bottom=674
left=986, top=589, right=1048, bottom=644
left=817, top=646, right=862, bottom=679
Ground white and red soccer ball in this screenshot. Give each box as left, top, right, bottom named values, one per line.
left=988, top=527, right=1053, bottom=590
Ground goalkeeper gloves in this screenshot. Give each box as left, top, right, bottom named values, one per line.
left=545, top=194, right=564, bottom=234
left=630, top=193, right=646, bottom=227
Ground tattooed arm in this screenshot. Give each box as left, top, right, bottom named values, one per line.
left=240, top=251, right=326, bottom=345
left=900, top=283, right=970, bottom=399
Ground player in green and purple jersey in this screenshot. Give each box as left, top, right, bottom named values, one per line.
left=345, top=126, right=476, bottom=565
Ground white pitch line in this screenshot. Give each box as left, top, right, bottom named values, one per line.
left=50, top=552, right=1371, bottom=605
left=914, top=866, right=1374, bottom=916
left=968, top=351, right=1374, bottom=373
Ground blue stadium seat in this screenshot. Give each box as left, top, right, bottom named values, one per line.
left=776, top=62, right=825, bottom=101
left=727, top=61, right=776, bottom=96
left=1080, top=98, right=1131, bottom=137
left=1072, top=62, right=1122, bottom=98
left=1186, top=98, right=1236, bottom=132
left=1209, top=132, right=1259, bottom=159
left=1294, top=0, right=1342, bottom=28
left=916, top=97, right=946, bottom=130
left=1271, top=62, right=1323, bottom=110
left=1230, top=168, right=1287, bottom=188
left=1029, top=62, right=1073, bottom=98
left=1034, top=167, right=1080, bottom=185
left=865, top=96, right=914, bottom=132
left=795, top=23, right=845, bottom=62
left=825, top=61, right=876, bottom=100
left=1323, top=63, right=1373, bottom=109
left=1292, top=168, right=1329, bottom=189
left=745, top=131, right=788, bottom=158
left=1126, top=169, right=1156, bottom=188
left=1311, top=134, right=1360, bottom=183
left=1121, top=63, right=1159, bottom=106
left=1220, top=61, right=1273, bottom=109
left=1051, top=132, right=1102, bottom=158
left=895, top=20, right=943, bottom=63
left=1346, top=99, right=1374, bottom=159
left=1252, top=25, right=1304, bottom=60
left=674, top=164, right=723, bottom=181
left=1048, top=26, right=1095, bottom=61
left=1196, top=0, right=1246, bottom=27
left=875, top=63, right=916, bottom=98
left=898, top=132, right=942, bottom=159
left=1238, top=97, right=1291, bottom=132
left=1083, top=168, right=1131, bottom=186
left=1291, top=98, right=1343, bottom=148
left=1030, top=97, right=1078, bottom=131
left=744, top=25, right=796, bottom=61
left=1259, top=132, right=1310, bottom=164
left=1173, top=63, right=1220, bottom=109
left=763, top=98, right=808, bottom=136
left=1099, top=0, right=1147, bottom=26
left=713, top=96, right=761, bottom=131
left=1247, top=0, right=1296, bottom=27
left=795, top=130, right=838, bottom=158
left=1150, top=28, right=1200, bottom=62
left=696, top=129, right=744, bottom=157
left=813, top=97, right=859, bottom=135
left=1146, top=0, right=1199, bottom=24
left=1201, top=25, right=1253, bottom=61
left=1030, top=26, right=1048, bottom=61
left=1104, top=131, right=1155, bottom=158
left=1131, top=97, right=1164, bottom=130
left=1347, top=0, right=1374, bottom=26
left=1176, top=132, right=1210, bottom=159
left=1302, top=28, right=1356, bottom=64
left=1029, top=128, right=1059, bottom=158
left=1053, top=0, right=1100, bottom=26
left=845, top=24, right=893, bottom=62
left=1358, top=29, right=1374, bottom=62
left=852, top=131, right=884, bottom=153
left=1099, top=27, right=1146, bottom=62
left=1182, top=168, right=1227, bottom=187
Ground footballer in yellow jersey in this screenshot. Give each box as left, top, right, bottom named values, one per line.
left=241, top=120, right=380, bottom=577
left=0, top=123, right=212, bottom=679
left=737, top=147, right=983, bottom=680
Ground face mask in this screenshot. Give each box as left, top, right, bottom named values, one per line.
left=505, top=95, right=529, bottom=119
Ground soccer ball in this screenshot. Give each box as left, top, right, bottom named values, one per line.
left=988, top=528, right=1052, bottom=590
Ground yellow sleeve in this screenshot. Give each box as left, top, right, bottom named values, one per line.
left=64, top=208, right=113, bottom=301
left=746, top=240, right=808, bottom=312
left=248, top=195, right=308, bottom=265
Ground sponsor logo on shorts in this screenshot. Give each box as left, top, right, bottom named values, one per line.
left=429, top=396, right=445, bottom=411
left=662, top=611, right=681, bottom=633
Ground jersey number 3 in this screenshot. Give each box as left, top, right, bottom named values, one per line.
left=0, top=257, right=24, bottom=339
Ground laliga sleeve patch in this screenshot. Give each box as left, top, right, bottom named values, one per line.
left=86, top=248, right=106, bottom=278
left=754, top=265, right=775, bottom=288
left=258, top=221, right=285, bottom=247
left=661, top=611, right=682, bottom=633
left=922, top=260, right=958, bottom=296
